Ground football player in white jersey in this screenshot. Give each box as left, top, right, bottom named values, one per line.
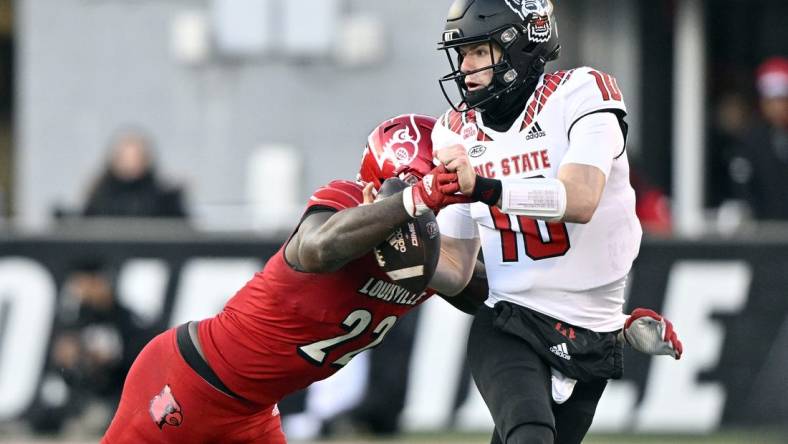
left=421, top=1, right=682, bottom=443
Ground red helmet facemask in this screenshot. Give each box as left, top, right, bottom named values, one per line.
left=357, top=114, right=437, bottom=190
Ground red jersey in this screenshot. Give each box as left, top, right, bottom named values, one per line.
left=199, top=180, right=433, bottom=406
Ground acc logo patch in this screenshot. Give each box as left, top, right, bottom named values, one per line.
left=149, top=385, right=183, bottom=429
left=468, top=145, right=487, bottom=158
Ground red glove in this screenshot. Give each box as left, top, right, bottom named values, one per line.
left=402, top=165, right=471, bottom=217
left=622, top=308, right=683, bottom=360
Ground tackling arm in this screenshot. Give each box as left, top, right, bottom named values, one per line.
left=287, top=165, right=468, bottom=274
left=286, top=191, right=413, bottom=273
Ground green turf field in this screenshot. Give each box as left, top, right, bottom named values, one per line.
left=310, top=430, right=786, bottom=444
left=2, top=430, right=786, bottom=443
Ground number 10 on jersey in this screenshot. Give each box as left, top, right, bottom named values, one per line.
left=489, top=207, right=570, bottom=261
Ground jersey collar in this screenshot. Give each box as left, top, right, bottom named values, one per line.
left=475, top=73, right=546, bottom=136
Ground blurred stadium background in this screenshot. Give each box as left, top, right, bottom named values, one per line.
left=0, top=0, right=786, bottom=443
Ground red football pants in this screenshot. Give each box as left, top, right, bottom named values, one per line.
left=102, top=328, right=286, bottom=443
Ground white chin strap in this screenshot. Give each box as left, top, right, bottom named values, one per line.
left=499, top=178, right=567, bottom=221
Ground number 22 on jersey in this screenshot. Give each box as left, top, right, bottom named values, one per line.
left=297, top=309, right=398, bottom=368
left=489, top=207, right=570, bottom=261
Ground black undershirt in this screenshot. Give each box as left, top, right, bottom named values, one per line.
left=480, top=79, right=537, bottom=133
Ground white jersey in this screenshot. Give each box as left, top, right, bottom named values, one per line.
left=434, top=67, right=642, bottom=332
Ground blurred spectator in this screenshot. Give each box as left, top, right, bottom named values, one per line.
left=82, top=128, right=188, bottom=219
left=708, top=90, right=753, bottom=207
left=28, top=260, right=153, bottom=435
left=724, top=56, right=788, bottom=221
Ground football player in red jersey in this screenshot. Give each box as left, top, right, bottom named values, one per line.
left=101, top=114, right=473, bottom=444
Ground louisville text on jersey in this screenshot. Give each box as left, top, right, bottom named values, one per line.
left=358, top=277, right=429, bottom=306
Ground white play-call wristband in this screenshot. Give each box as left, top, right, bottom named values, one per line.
left=500, top=178, right=567, bottom=221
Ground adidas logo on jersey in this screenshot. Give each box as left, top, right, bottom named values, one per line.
left=526, top=122, right=546, bottom=140
left=549, top=342, right=571, bottom=360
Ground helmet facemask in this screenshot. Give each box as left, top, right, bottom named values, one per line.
left=439, top=29, right=520, bottom=112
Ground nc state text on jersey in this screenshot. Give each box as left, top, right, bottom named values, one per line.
left=473, top=149, right=552, bottom=178
left=358, top=277, right=429, bottom=306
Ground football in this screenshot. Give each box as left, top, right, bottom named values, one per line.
left=373, top=178, right=441, bottom=293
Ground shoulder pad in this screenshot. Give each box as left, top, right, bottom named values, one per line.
left=307, top=180, right=364, bottom=211
left=434, top=109, right=481, bottom=146
left=519, top=69, right=577, bottom=131
left=561, top=66, right=627, bottom=129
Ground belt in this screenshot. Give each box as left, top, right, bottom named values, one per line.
left=175, top=322, right=245, bottom=401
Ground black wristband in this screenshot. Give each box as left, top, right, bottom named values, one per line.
left=472, top=176, right=502, bottom=206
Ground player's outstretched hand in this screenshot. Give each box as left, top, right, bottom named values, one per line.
left=621, top=308, right=683, bottom=360
left=434, top=144, right=477, bottom=195
left=403, top=165, right=471, bottom=217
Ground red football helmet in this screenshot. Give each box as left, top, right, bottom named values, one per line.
left=357, top=114, right=437, bottom=190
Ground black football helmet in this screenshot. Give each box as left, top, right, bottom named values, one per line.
left=438, top=0, right=561, bottom=112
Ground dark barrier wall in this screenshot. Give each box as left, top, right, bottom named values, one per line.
left=625, top=240, right=788, bottom=430
left=0, top=233, right=786, bottom=433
